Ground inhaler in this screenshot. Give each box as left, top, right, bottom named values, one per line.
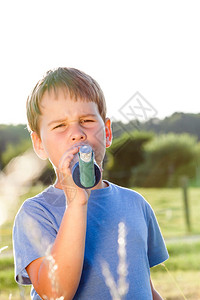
left=72, top=145, right=101, bottom=189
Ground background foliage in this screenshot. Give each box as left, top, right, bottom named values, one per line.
left=0, top=112, right=200, bottom=188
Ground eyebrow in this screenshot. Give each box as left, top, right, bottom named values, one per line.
left=48, top=114, right=97, bottom=127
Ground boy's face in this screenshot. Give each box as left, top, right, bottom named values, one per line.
left=32, top=88, right=112, bottom=172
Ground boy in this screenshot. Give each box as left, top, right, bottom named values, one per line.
left=13, top=67, right=169, bottom=300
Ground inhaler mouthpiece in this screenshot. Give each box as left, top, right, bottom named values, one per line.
left=72, top=145, right=101, bottom=189
left=79, top=146, right=93, bottom=162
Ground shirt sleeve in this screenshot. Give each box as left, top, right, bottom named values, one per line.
left=13, top=200, right=57, bottom=285
left=146, top=205, right=169, bottom=268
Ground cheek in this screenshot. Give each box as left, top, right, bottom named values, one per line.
left=92, top=122, right=106, bottom=142
left=91, top=131, right=106, bottom=163
left=41, top=135, right=63, bottom=166
left=91, top=126, right=105, bottom=147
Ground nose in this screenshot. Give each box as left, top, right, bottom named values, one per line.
left=70, top=124, right=86, bottom=143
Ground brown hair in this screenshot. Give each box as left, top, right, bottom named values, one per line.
left=26, top=67, right=107, bottom=135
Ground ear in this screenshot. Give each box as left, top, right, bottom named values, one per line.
left=31, top=132, right=48, bottom=160
left=105, top=118, right=112, bottom=148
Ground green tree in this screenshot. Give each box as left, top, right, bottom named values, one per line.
left=106, top=131, right=153, bottom=187
left=2, top=139, right=32, bottom=167
left=0, top=124, right=30, bottom=169
left=132, top=133, right=199, bottom=187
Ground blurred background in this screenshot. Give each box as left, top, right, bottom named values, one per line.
left=0, top=0, right=200, bottom=299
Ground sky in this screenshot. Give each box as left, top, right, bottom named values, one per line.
left=0, top=0, right=200, bottom=125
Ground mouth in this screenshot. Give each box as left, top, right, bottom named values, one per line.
left=72, top=141, right=90, bottom=148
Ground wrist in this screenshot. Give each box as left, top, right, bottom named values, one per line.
left=67, top=200, right=88, bottom=209
left=64, top=189, right=89, bottom=207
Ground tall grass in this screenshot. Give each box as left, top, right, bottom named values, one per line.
left=1, top=186, right=200, bottom=299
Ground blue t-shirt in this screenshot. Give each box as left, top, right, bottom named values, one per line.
left=13, top=181, right=169, bottom=299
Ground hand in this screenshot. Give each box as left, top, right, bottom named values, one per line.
left=57, top=145, right=91, bottom=206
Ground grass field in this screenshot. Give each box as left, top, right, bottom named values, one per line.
left=0, top=185, right=200, bottom=299
left=135, top=187, right=200, bottom=237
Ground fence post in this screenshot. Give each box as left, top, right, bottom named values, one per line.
left=181, top=176, right=191, bottom=232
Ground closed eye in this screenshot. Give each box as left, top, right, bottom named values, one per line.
left=53, top=123, right=66, bottom=130
left=80, top=119, right=95, bottom=125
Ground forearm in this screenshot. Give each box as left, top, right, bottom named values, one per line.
left=37, top=202, right=87, bottom=299
left=152, top=290, right=163, bottom=300
left=30, top=146, right=90, bottom=299
left=150, top=279, right=163, bottom=300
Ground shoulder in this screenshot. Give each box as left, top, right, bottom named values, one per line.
left=19, top=184, right=64, bottom=208
left=14, top=185, right=62, bottom=225
left=15, top=186, right=49, bottom=216
left=108, top=182, right=154, bottom=217
left=13, top=186, right=64, bottom=254
left=110, top=182, right=150, bottom=204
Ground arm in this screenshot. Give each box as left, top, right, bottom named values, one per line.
left=150, top=278, right=164, bottom=300
left=26, top=147, right=90, bottom=300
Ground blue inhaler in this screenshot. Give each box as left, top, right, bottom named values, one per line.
left=72, top=145, right=101, bottom=189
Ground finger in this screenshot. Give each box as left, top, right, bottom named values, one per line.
left=58, top=147, right=79, bottom=171
left=59, top=153, right=74, bottom=171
